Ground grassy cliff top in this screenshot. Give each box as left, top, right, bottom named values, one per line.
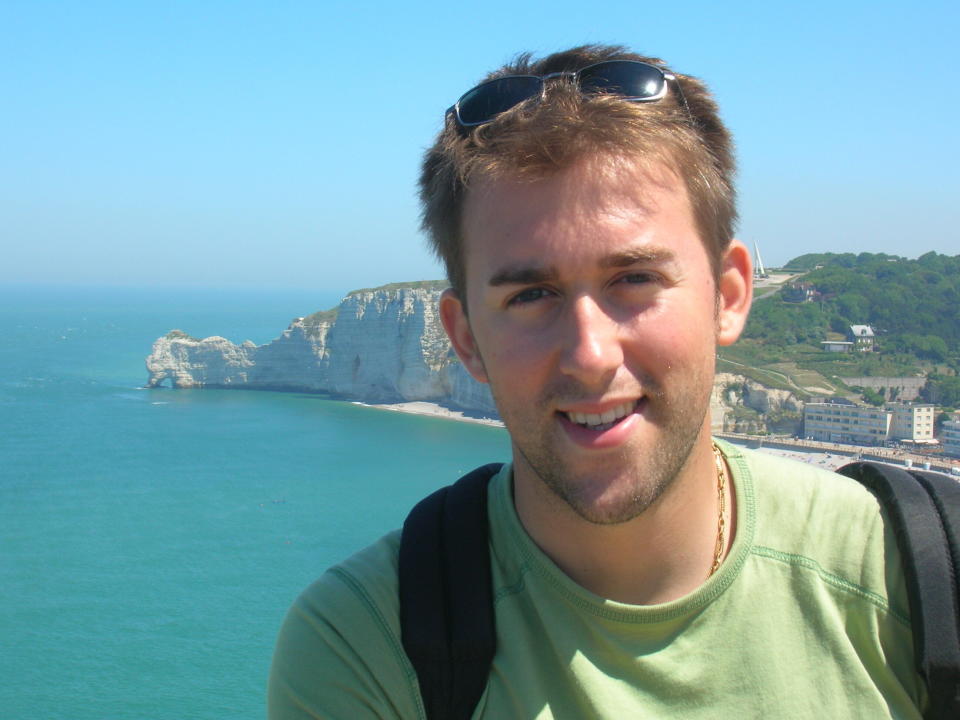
left=299, top=280, right=448, bottom=329
left=300, top=308, right=339, bottom=328
left=165, top=329, right=201, bottom=342
left=345, top=279, right=449, bottom=296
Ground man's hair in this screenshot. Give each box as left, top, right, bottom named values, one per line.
left=419, top=44, right=736, bottom=298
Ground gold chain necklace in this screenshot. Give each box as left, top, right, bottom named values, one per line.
left=708, top=442, right=727, bottom=577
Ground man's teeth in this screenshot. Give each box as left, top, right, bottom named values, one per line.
left=567, top=401, right=636, bottom=430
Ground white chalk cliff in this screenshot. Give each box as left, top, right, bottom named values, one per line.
left=146, top=282, right=499, bottom=416
left=146, top=281, right=799, bottom=430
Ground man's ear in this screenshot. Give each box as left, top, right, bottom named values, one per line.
left=716, top=240, right=753, bottom=346
left=439, top=288, right=489, bottom=383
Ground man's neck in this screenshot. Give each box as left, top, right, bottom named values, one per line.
left=511, top=428, right=735, bottom=605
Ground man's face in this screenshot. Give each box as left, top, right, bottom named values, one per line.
left=442, top=156, right=748, bottom=525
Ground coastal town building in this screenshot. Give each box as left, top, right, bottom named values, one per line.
left=943, top=417, right=960, bottom=459
left=803, top=400, right=892, bottom=446
left=886, top=403, right=937, bottom=443
left=847, top=325, right=876, bottom=352
left=803, top=399, right=942, bottom=448
left=820, top=340, right=853, bottom=353
left=783, top=282, right=819, bottom=303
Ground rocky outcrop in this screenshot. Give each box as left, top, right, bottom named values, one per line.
left=146, top=331, right=257, bottom=388
left=713, top=372, right=804, bottom=435
left=146, top=282, right=499, bottom=415
left=146, top=282, right=801, bottom=429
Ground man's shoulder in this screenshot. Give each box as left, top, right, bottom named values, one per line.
left=268, top=530, right=420, bottom=720
left=279, top=530, right=405, bottom=675
left=727, top=441, right=883, bottom=512
left=300, top=529, right=403, bottom=631
left=726, top=442, right=910, bottom=615
left=729, top=442, right=888, bottom=536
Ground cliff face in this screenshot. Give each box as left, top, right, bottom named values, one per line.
left=713, top=372, right=804, bottom=435
left=146, top=284, right=498, bottom=415
left=146, top=283, right=797, bottom=427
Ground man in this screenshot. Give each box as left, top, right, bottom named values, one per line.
left=269, top=45, right=923, bottom=718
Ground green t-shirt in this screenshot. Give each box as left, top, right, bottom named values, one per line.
left=268, top=440, right=924, bottom=718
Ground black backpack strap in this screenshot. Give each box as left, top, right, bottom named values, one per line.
left=837, top=461, right=960, bottom=718
left=399, top=463, right=502, bottom=720
left=908, top=468, right=960, bottom=601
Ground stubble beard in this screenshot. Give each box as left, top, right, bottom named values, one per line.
left=493, top=365, right=713, bottom=526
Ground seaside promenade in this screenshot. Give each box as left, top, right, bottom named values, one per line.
left=717, top=432, right=960, bottom=476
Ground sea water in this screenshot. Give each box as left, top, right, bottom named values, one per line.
left=0, top=285, right=510, bottom=719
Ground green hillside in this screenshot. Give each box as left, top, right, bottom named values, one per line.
left=720, top=252, right=960, bottom=406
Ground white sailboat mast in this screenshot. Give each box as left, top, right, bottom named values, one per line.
left=753, top=241, right=766, bottom=276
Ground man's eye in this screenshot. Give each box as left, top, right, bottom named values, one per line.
left=620, top=272, right=657, bottom=285
left=508, top=287, right=551, bottom=306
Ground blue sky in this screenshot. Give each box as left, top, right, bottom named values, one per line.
left=3, top=0, right=957, bottom=298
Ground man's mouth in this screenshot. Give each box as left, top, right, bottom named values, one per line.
left=562, top=400, right=639, bottom=432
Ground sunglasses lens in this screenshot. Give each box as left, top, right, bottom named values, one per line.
left=578, top=61, right=665, bottom=99
left=456, top=76, right=543, bottom=126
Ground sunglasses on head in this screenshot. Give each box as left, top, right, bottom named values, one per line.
left=447, top=59, right=691, bottom=130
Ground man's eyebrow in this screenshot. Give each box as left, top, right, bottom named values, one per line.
left=487, top=248, right=676, bottom=287
left=599, top=247, right=676, bottom=269
left=488, top=265, right=556, bottom=287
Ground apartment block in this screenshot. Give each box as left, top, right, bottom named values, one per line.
left=803, top=401, right=892, bottom=446
left=886, top=403, right=937, bottom=442
left=944, top=418, right=960, bottom=458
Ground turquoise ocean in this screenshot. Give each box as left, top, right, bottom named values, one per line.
left=0, top=285, right=510, bottom=719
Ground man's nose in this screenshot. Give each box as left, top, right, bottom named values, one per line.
left=557, top=295, right=624, bottom=384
